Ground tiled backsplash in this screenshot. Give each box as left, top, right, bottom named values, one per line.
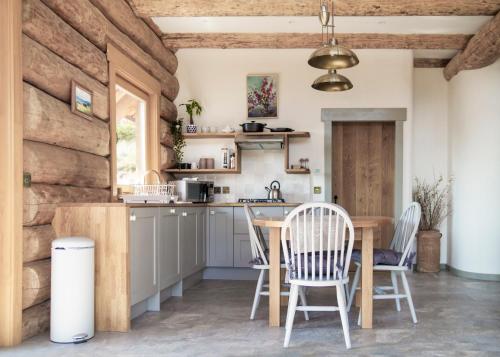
left=189, top=150, right=311, bottom=203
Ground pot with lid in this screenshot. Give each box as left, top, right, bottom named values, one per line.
left=240, top=121, right=267, bottom=133
left=265, top=180, right=282, bottom=200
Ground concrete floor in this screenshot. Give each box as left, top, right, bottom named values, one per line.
left=3, top=272, right=500, bottom=357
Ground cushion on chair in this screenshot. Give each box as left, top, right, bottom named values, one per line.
left=351, top=249, right=415, bottom=268
left=288, top=251, right=344, bottom=280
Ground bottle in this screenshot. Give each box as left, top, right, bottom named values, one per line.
left=230, top=153, right=235, bottom=169
left=221, top=147, right=229, bottom=169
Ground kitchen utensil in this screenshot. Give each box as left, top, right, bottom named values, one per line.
left=221, top=126, right=235, bottom=133
left=240, top=121, right=267, bottom=133
left=264, top=127, right=294, bottom=132
left=266, top=180, right=282, bottom=200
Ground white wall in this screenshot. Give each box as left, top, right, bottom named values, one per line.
left=447, top=60, right=500, bottom=275
left=412, top=68, right=449, bottom=263
left=175, top=49, right=414, bottom=203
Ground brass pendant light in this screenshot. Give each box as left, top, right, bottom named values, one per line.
left=311, top=69, right=353, bottom=92
left=309, top=1, right=358, bottom=92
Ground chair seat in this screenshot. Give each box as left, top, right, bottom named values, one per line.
left=352, top=248, right=414, bottom=267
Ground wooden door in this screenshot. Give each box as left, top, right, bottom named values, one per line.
left=332, top=122, right=395, bottom=248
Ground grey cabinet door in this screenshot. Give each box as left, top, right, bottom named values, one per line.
left=208, top=207, right=234, bottom=267
left=181, top=208, right=198, bottom=278
left=196, top=208, right=207, bottom=270
left=158, top=207, right=181, bottom=290
left=130, top=207, right=158, bottom=305
left=234, top=234, right=253, bottom=268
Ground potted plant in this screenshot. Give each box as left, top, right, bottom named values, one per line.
left=179, top=99, right=203, bottom=134
left=170, top=118, right=189, bottom=169
left=412, top=176, right=452, bottom=273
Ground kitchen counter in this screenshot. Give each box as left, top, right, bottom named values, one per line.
left=58, top=202, right=301, bottom=208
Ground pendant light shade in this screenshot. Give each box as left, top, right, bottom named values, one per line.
left=311, top=70, right=353, bottom=92
left=308, top=39, right=360, bottom=70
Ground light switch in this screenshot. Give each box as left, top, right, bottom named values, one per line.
left=214, top=186, right=222, bottom=194
left=313, top=186, right=322, bottom=194
left=222, top=186, right=230, bottom=194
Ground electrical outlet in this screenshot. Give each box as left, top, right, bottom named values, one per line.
left=222, top=186, right=230, bottom=194
left=313, top=186, right=322, bottom=194
left=214, top=186, right=222, bottom=194
left=23, top=172, right=31, bottom=187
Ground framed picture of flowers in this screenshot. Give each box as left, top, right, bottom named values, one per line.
left=246, top=74, right=278, bottom=119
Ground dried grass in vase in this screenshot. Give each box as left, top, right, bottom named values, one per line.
left=412, top=175, right=452, bottom=232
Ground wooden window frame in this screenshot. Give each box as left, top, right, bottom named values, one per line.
left=107, top=43, right=161, bottom=198
left=0, top=0, right=23, bottom=347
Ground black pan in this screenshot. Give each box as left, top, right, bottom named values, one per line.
left=240, top=121, right=267, bottom=132
left=265, top=127, right=294, bottom=132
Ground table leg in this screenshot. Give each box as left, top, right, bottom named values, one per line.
left=269, top=227, right=281, bottom=327
left=361, top=227, right=373, bottom=329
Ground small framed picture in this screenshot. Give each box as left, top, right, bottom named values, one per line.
left=71, top=80, right=93, bottom=120
left=247, top=74, right=278, bottom=119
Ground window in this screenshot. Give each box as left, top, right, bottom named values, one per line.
left=115, top=82, right=148, bottom=188
left=108, top=44, right=161, bottom=197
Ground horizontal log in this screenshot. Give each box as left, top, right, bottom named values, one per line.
left=160, top=145, right=176, bottom=170
left=414, top=58, right=451, bottom=68
left=160, top=96, right=177, bottom=122
left=160, top=119, right=174, bottom=147
left=90, top=0, right=178, bottom=74
left=163, top=33, right=472, bottom=50
left=22, top=35, right=109, bottom=121
left=24, top=140, right=111, bottom=189
left=23, top=225, right=56, bottom=263
left=41, top=0, right=179, bottom=100
left=23, top=260, right=51, bottom=310
left=22, top=300, right=50, bottom=340
left=130, top=0, right=500, bottom=16
left=444, top=12, right=500, bottom=80
left=24, top=184, right=111, bottom=226
left=22, top=0, right=108, bottom=83
left=23, top=83, right=110, bottom=156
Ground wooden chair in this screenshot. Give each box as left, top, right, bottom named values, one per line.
left=243, top=205, right=309, bottom=321
left=281, top=203, right=355, bottom=349
left=347, top=202, right=421, bottom=324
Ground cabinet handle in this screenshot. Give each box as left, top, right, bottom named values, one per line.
left=129, top=214, right=136, bottom=222
left=182, top=212, right=187, bottom=217
left=210, top=210, right=215, bottom=215
left=170, top=209, right=176, bottom=214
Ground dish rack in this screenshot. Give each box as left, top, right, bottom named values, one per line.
left=121, top=170, right=178, bottom=204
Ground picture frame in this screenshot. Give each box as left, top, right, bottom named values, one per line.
left=246, top=73, right=279, bottom=119
left=71, top=80, right=94, bottom=120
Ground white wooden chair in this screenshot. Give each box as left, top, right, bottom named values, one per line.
left=347, top=202, right=421, bottom=325
left=243, top=205, right=309, bottom=321
left=281, top=203, right=355, bottom=349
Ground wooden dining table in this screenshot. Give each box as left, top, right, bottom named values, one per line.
left=253, top=215, right=393, bottom=329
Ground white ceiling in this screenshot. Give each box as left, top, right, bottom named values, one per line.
left=153, top=16, right=490, bottom=35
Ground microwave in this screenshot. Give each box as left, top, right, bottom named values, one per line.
left=172, top=180, right=214, bottom=203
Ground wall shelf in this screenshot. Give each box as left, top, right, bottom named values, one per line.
left=163, top=168, right=241, bottom=174
left=164, top=131, right=311, bottom=176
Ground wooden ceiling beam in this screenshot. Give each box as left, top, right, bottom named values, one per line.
left=162, top=33, right=471, bottom=50
left=444, top=12, right=500, bottom=80
left=129, top=0, right=500, bottom=17
left=414, top=58, right=451, bottom=68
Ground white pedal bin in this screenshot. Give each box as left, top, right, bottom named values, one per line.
left=50, top=237, right=95, bottom=343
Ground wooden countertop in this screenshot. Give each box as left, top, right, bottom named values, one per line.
left=57, top=202, right=301, bottom=208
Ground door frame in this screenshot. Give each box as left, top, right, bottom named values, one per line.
left=0, top=0, right=23, bottom=347
left=322, top=108, right=406, bottom=218
left=107, top=43, right=161, bottom=198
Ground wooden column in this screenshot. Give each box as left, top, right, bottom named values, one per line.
left=0, top=0, right=23, bottom=347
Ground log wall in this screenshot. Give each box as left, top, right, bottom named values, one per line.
left=21, top=0, right=177, bottom=340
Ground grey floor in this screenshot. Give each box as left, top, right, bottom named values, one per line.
left=3, top=272, right=500, bottom=357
